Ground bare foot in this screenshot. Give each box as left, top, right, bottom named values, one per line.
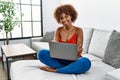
left=40, top=66, right=56, bottom=72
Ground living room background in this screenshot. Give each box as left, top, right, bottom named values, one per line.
left=0, top=0, right=120, bottom=57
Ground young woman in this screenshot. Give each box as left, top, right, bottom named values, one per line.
left=38, top=4, right=91, bottom=74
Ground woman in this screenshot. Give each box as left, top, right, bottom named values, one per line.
left=38, top=4, right=91, bottom=74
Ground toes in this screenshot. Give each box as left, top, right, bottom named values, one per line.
left=40, top=66, right=56, bottom=72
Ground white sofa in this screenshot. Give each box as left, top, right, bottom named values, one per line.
left=10, top=27, right=120, bottom=80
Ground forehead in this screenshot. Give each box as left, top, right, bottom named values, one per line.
left=60, top=13, right=69, bottom=17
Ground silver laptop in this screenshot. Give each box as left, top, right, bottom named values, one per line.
left=49, top=41, right=78, bottom=61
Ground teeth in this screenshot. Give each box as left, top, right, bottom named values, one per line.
left=64, top=22, right=68, bottom=25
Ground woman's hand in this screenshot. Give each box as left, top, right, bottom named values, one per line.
left=78, top=44, right=83, bottom=53
left=51, top=40, right=57, bottom=42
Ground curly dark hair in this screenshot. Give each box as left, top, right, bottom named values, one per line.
left=54, top=4, right=78, bottom=24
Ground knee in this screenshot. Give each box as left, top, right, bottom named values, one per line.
left=38, top=49, right=49, bottom=60
left=78, top=57, right=91, bottom=72
left=80, top=57, right=91, bottom=65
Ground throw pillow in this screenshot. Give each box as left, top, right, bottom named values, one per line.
left=41, top=31, right=55, bottom=42
left=102, top=30, right=120, bottom=68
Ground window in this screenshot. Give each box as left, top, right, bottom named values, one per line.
left=0, top=0, right=43, bottom=40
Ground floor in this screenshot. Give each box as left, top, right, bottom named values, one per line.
left=0, top=55, right=36, bottom=80
left=0, top=61, right=7, bottom=80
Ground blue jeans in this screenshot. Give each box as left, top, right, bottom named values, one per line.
left=38, top=49, right=91, bottom=74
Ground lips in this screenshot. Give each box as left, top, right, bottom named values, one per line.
left=63, top=21, right=68, bottom=25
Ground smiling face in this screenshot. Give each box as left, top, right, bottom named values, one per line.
left=60, top=13, right=72, bottom=27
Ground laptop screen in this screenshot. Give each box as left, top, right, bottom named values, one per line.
left=49, top=42, right=78, bottom=60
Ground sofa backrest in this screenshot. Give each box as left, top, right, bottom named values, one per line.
left=88, top=29, right=112, bottom=58
left=40, top=31, right=55, bottom=42
left=81, top=27, right=94, bottom=53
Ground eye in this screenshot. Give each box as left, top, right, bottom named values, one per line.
left=65, top=15, right=68, bottom=18
left=59, top=18, right=63, bottom=22
left=60, top=17, right=63, bottom=20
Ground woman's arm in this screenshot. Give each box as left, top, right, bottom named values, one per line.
left=76, top=27, right=83, bottom=54
left=53, top=27, right=61, bottom=42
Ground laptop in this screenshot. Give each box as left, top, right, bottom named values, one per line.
left=49, top=41, right=78, bottom=61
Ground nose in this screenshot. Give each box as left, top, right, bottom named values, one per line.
left=61, top=17, right=67, bottom=23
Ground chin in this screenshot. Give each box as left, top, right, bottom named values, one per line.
left=63, top=24, right=69, bottom=27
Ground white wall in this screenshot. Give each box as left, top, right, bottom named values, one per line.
left=42, top=0, right=62, bottom=34
left=43, top=0, right=120, bottom=33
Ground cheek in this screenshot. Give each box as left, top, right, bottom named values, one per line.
left=69, top=16, right=72, bottom=20
left=67, top=18, right=72, bottom=23
left=59, top=20, right=63, bottom=24
left=59, top=19, right=65, bottom=23
left=67, top=16, right=72, bottom=21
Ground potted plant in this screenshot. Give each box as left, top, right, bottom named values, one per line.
left=0, top=0, right=23, bottom=45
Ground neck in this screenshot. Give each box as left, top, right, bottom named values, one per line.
left=64, top=25, right=74, bottom=30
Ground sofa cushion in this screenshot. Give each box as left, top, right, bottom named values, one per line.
left=82, top=54, right=101, bottom=61
left=10, top=60, right=78, bottom=80
left=81, top=27, right=94, bottom=53
left=106, top=68, right=120, bottom=80
left=88, top=29, right=112, bottom=58
left=77, top=60, right=115, bottom=80
left=32, top=42, right=49, bottom=52
left=10, top=55, right=115, bottom=80
left=41, top=31, right=55, bottom=42
left=102, top=30, right=120, bottom=68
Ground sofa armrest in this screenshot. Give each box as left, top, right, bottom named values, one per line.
left=105, top=68, right=120, bottom=80
left=30, top=37, right=43, bottom=48
left=30, top=37, right=43, bottom=42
